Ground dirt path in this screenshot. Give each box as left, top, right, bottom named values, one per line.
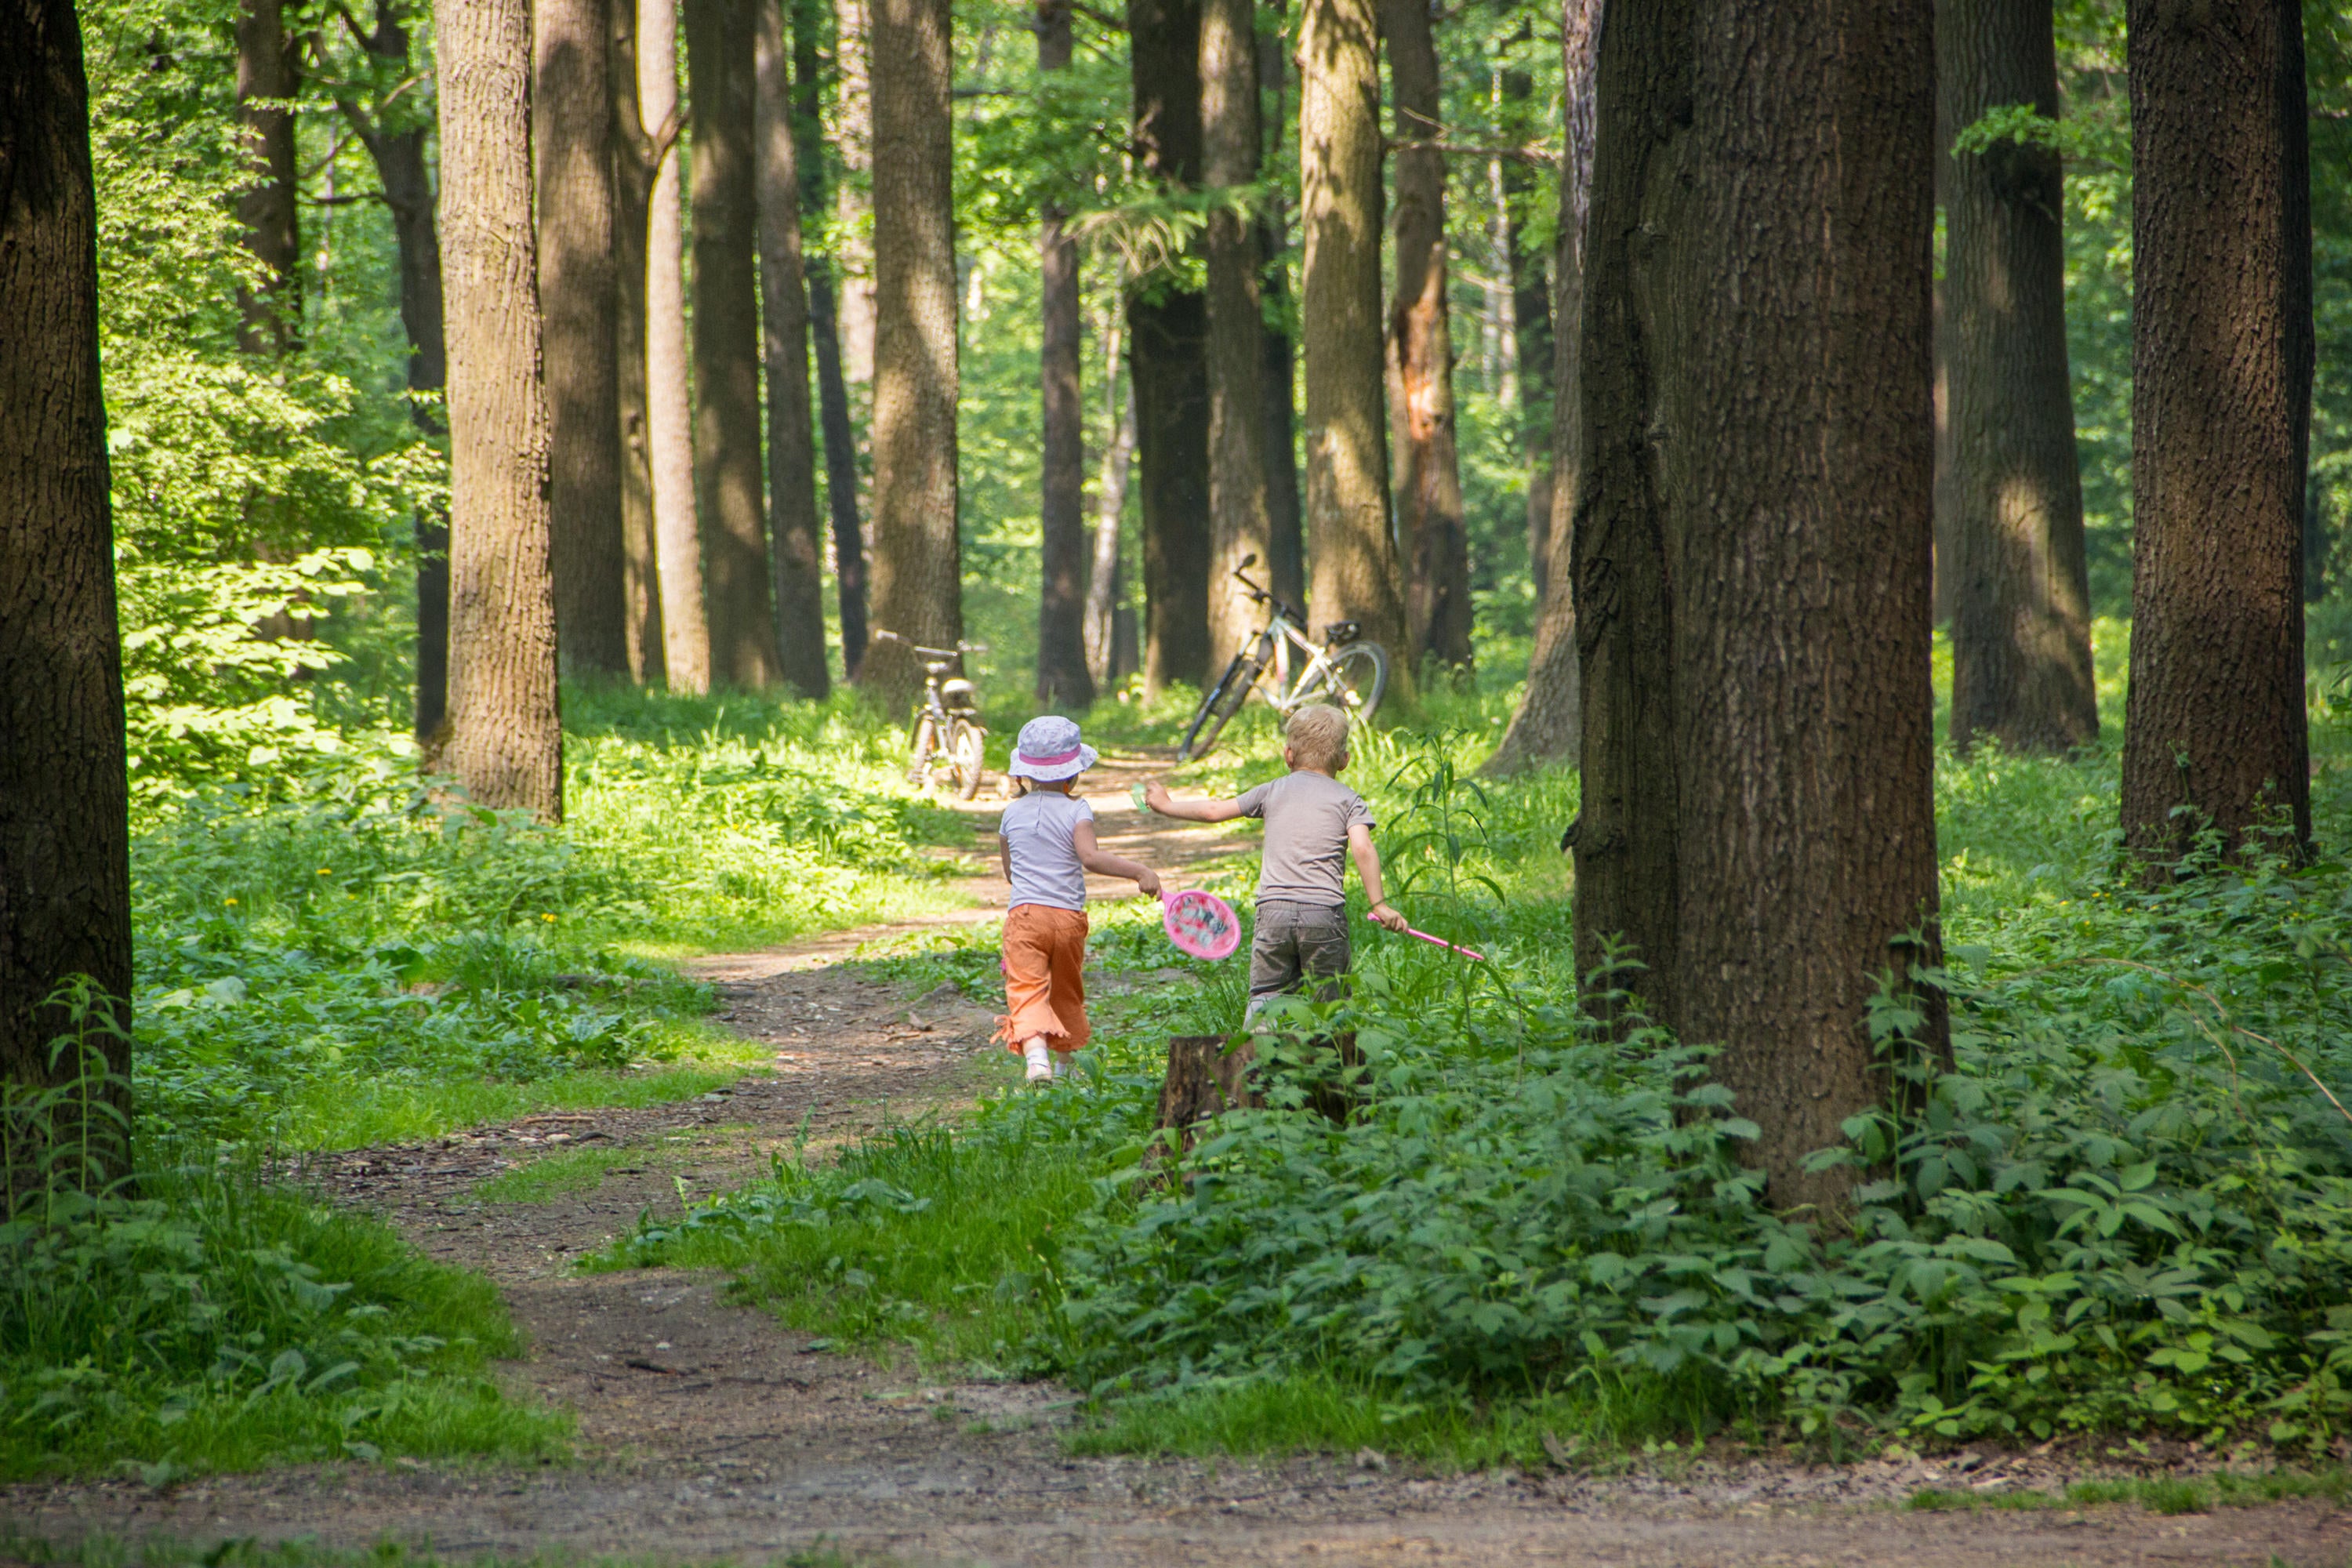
left=11, top=773, right=2350, bottom=1564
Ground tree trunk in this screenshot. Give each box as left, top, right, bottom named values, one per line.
left=234, top=0, right=300, bottom=354
left=688, top=0, right=782, bottom=691
left=1298, top=0, right=1410, bottom=692
left=1941, top=0, right=2096, bottom=754
left=858, top=0, right=962, bottom=706
left=0, top=0, right=134, bottom=1138
left=612, top=0, right=668, bottom=684
left=1129, top=0, right=1214, bottom=693
left=535, top=0, right=628, bottom=681
left=1035, top=0, right=1095, bottom=707
left=1500, top=53, right=1551, bottom=606
left=1086, top=334, right=1138, bottom=686
left=1200, top=0, right=1272, bottom=674
left=435, top=0, right=564, bottom=819
left=756, top=0, right=831, bottom=698
left=337, top=2, right=454, bottom=735
left=1574, top=0, right=1946, bottom=1209
left=831, top=0, right=878, bottom=383
left=1483, top=0, right=1595, bottom=778
left=1258, top=6, right=1305, bottom=612
left=794, top=0, right=870, bottom=677
left=641, top=0, right=711, bottom=693
left=2120, top=0, right=2312, bottom=866
left=1381, top=0, right=1469, bottom=676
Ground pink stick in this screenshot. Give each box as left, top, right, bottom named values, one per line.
left=1399, top=924, right=1485, bottom=961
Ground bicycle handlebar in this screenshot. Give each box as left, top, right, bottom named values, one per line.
left=873, top=629, right=989, bottom=659
left=1229, top=565, right=1302, bottom=625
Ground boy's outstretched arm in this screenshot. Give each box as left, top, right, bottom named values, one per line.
left=1348, top=823, right=1410, bottom=931
left=1073, top=822, right=1163, bottom=896
left=1143, top=779, right=1247, bottom=823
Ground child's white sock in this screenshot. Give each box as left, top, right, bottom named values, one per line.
left=1023, top=1038, right=1052, bottom=1081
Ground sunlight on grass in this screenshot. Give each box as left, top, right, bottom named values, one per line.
left=470, top=1144, right=657, bottom=1204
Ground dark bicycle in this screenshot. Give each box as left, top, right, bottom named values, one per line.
left=874, top=629, right=990, bottom=800
left=1177, top=554, right=1390, bottom=763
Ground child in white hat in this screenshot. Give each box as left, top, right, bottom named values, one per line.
left=996, top=716, right=1161, bottom=1082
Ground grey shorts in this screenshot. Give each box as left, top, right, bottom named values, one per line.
left=1247, top=900, right=1352, bottom=1017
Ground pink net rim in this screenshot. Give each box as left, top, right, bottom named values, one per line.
left=1160, top=887, right=1242, bottom=960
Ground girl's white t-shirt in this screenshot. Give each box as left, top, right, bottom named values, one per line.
left=1000, top=790, right=1094, bottom=911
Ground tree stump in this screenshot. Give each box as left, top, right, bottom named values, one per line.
left=1144, top=1034, right=1258, bottom=1186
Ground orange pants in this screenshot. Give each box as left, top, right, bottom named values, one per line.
left=997, top=903, right=1091, bottom=1055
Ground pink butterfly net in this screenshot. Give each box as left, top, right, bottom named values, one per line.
left=1160, top=887, right=1242, bottom=961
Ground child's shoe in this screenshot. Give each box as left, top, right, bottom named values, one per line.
left=1023, top=1038, right=1054, bottom=1083
left=1051, top=1053, right=1075, bottom=1081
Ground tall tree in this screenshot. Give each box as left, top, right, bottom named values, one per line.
left=0, top=0, right=133, bottom=1140
left=831, top=0, right=878, bottom=383
left=641, top=0, right=711, bottom=692
left=435, top=0, right=564, bottom=818
left=1257, top=2, right=1305, bottom=612
left=1380, top=0, right=1469, bottom=673
left=1483, top=0, right=1596, bottom=775
left=858, top=0, right=962, bottom=704
left=1941, top=0, right=2096, bottom=753
left=2120, top=0, right=2312, bottom=864
left=757, top=0, right=832, bottom=698
left=333, top=1, right=452, bottom=736
left=1129, top=0, right=1214, bottom=691
left=688, top=0, right=783, bottom=691
left=793, top=0, right=870, bottom=676
left=234, top=0, right=301, bottom=354
left=1086, top=314, right=1137, bottom=686
left=1573, top=0, right=1944, bottom=1208
left=1298, top=0, right=1410, bottom=690
left=1035, top=0, right=1095, bottom=706
left=537, top=0, right=629, bottom=677
left=1499, top=48, right=1551, bottom=606
left=612, top=0, right=668, bottom=684
left=1200, top=0, right=1272, bottom=670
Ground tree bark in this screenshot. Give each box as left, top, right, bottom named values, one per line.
left=1500, top=52, right=1551, bottom=607
left=794, top=0, right=869, bottom=677
left=1258, top=5, right=1305, bottom=613
left=1086, top=325, right=1138, bottom=686
left=234, top=0, right=301, bottom=354
left=688, top=0, right=782, bottom=691
left=1574, top=0, right=1945, bottom=1209
left=831, top=0, right=878, bottom=383
left=757, top=0, right=831, bottom=698
left=612, top=0, right=668, bottom=684
left=2120, top=0, right=2312, bottom=866
left=1035, top=0, right=1095, bottom=707
left=0, top=0, right=134, bottom=1132
left=1483, top=0, right=1595, bottom=777
left=1128, top=0, right=1214, bottom=693
left=435, top=0, right=564, bottom=819
left=536, top=0, right=629, bottom=680
left=1381, top=0, right=1469, bottom=675
left=641, top=0, right=711, bottom=693
left=1200, top=0, right=1272, bottom=673
left=1941, top=0, right=2096, bottom=754
left=1299, top=0, right=1410, bottom=690
left=858, top=0, right=962, bottom=706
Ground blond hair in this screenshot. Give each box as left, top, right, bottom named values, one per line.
left=1285, top=704, right=1351, bottom=771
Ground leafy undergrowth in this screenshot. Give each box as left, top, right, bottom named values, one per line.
left=1906, top=1468, right=2350, bottom=1513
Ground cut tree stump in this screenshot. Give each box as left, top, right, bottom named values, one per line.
left=1145, top=1034, right=1259, bottom=1185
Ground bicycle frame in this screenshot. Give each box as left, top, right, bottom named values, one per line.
left=1232, top=587, right=1352, bottom=713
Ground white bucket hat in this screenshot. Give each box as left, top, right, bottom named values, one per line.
left=1008, top=715, right=1098, bottom=781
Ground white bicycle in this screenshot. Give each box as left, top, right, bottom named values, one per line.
left=1176, top=554, right=1390, bottom=763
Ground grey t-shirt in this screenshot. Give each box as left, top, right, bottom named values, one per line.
left=1238, top=771, right=1375, bottom=909
left=1000, top=790, right=1094, bottom=911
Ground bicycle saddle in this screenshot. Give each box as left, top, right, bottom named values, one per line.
left=1320, top=620, right=1361, bottom=645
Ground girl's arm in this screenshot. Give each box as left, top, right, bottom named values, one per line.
left=1143, top=779, right=1247, bottom=823
left=1348, top=823, right=1410, bottom=931
left=999, top=833, right=1012, bottom=884
left=1073, top=822, right=1162, bottom=896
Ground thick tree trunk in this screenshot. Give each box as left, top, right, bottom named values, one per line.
left=1086, top=331, right=1138, bottom=686
left=1575, top=0, right=1945, bottom=1209
left=1035, top=0, right=1095, bottom=706
left=688, top=0, right=782, bottom=691
left=1483, top=0, right=1596, bottom=778
left=1941, top=0, right=2096, bottom=754
left=1129, top=0, right=1214, bottom=692
left=1200, top=0, right=1272, bottom=673
left=435, top=0, right=564, bottom=818
left=536, top=0, right=628, bottom=680
left=641, top=0, right=711, bottom=693
left=2120, top=0, right=2312, bottom=866
left=234, top=0, right=301, bottom=354
left=1298, top=0, right=1410, bottom=691
left=793, top=0, right=870, bottom=677
left=0, top=0, right=134, bottom=1137
left=612, top=0, right=667, bottom=684
left=756, top=0, right=831, bottom=699
left=858, top=0, right=962, bottom=706
left=1381, top=0, right=1469, bottom=674
left=831, top=0, right=878, bottom=383
left=1500, top=56, right=1551, bottom=606
left=1258, top=7, right=1305, bottom=612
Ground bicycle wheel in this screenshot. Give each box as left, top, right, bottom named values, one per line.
left=1294, top=641, right=1388, bottom=724
left=949, top=720, right=986, bottom=800
left=907, top=714, right=938, bottom=788
left=1178, top=655, right=1260, bottom=762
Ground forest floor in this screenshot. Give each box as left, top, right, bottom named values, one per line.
left=9, top=753, right=2350, bottom=1566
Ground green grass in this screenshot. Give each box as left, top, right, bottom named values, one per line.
left=470, top=1144, right=658, bottom=1203
left=1907, top=1469, right=2350, bottom=1514
left=278, top=1062, right=753, bottom=1153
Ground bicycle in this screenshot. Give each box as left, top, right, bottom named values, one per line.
left=1177, top=553, right=1390, bottom=762
left=874, top=629, right=991, bottom=800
